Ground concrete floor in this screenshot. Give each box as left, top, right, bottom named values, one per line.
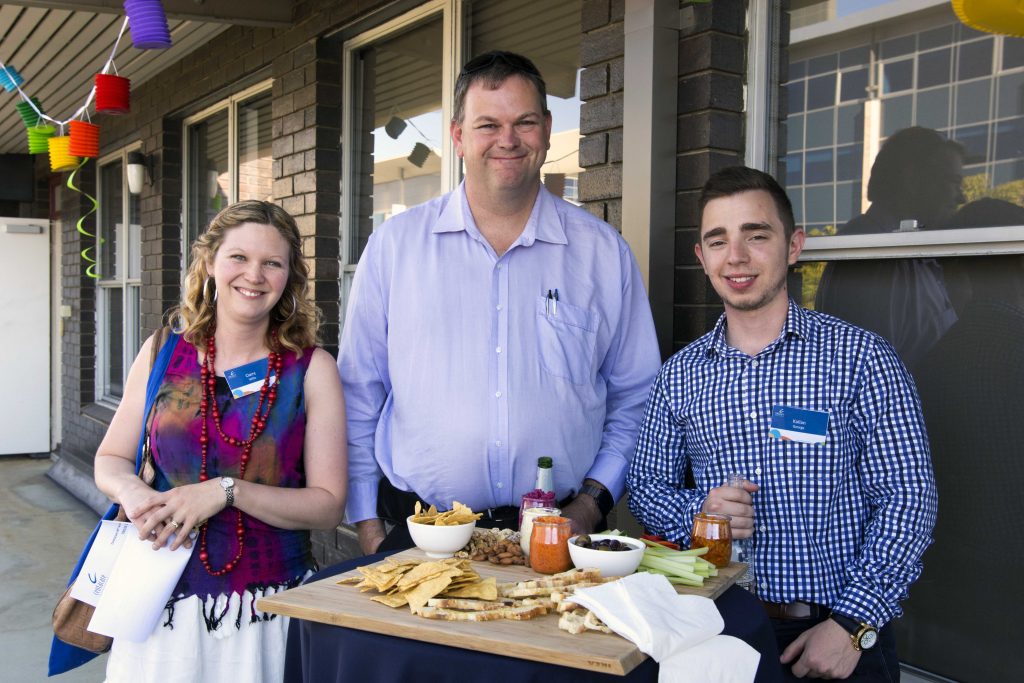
left=1, top=455, right=107, bottom=682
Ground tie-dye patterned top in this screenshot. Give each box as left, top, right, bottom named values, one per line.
left=151, top=337, right=316, bottom=611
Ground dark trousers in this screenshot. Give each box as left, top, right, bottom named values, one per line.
left=771, top=617, right=899, bottom=682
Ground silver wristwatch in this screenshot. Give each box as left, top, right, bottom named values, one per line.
left=220, top=476, right=236, bottom=507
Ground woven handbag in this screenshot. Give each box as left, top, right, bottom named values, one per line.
left=50, top=327, right=173, bottom=655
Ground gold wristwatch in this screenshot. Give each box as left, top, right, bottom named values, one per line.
left=829, top=612, right=878, bottom=651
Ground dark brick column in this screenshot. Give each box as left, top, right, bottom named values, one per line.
left=272, top=37, right=343, bottom=355
left=579, top=0, right=625, bottom=229
left=673, top=1, right=746, bottom=349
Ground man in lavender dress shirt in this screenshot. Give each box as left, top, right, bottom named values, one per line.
left=338, top=51, right=660, bottom=554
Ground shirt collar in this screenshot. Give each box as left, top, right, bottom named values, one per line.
left=704, top=299, right=811, bottom=358
left=432, top=182, right=568, bottom=247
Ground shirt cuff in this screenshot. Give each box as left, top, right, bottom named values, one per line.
left=585, top=455, right=627, bottom=502
left=831, top=585, right=892, bottom=628
left=344, top=478, right=381, bottom=524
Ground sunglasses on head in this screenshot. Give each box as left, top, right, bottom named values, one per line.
left=460, top=51, right=540, bottom=77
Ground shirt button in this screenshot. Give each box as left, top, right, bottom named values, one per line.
left=495, top=346, right=502, bottom=353
left=495, top=441, right=502, bottom=447
left=759, top=525, right=766, bottom=532
left=495, top=391, right=502, bottom=398
left=496, top=482, right=503, bottom=489
left=749, top=411, right=757, bottom=420
left=751, top=359, right=759, bottom=368
left=496, top=304, right=503, bottom=311
left=755, top=467, right=762, bottom=475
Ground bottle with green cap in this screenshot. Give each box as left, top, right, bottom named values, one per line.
left=534, top=456, right=554, bottom=494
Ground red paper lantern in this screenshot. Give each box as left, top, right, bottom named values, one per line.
left=95, top=74, right=130, bottom=114
left=68, top=120, right=100, bottom=158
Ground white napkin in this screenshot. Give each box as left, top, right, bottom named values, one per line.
left=571, top=572, right=760, bottom=683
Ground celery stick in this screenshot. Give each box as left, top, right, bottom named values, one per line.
left=636, top=568, right=703, bottom=587
left=639, top=556, right=705, bottom=582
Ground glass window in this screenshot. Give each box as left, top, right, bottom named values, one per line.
left=186, top=109, right=229, bottom=253
left=787, top=114, right=804, bottom=152
left=96, top=151, right=142, bottom=403
left=883, top=58, right=914, bottom=93
left=789, top=59, right=807, bottom=80
left=917, top=48, right=951, bottom=89
left=840, top=67, right=868, bottom=102
left=805, top=109, right=834, bottom=149
left=835, top=143, right=862, bottom=182
left=839, top=45, right=870, bottom=69
left=997, top=71, right=1024, bottom=119
left=781, top=12, right=1024, bottom=679
left=1003, top=37, right=1024, bottom=70
left=804, top=184, right=834, bottom=223
left=836, top=103, right=863, bottom=144
left=916, top=87, right=950, bottom=130
left=919, top=24, right=954, bottom=51
left=881, top=34, right=915, bottom=59
left=995, top=117, right=1024, bottom=161
left=348, top=17, right=444, bottom=262
left=953, top=123, right=989, bottom=163
left=787, top=186, right=804, bottom=225
left=784, top=152, right=803, bottom=185
left=806, top=73, right=836, bottom=110
left=958, top=38, right=993, bottom=81
left=955, top=78, right=991, bottom=125
left=882, top=94, right=913, bottom=137
left=807, top=53, right=837, bottom=75
left=805, top=148, right=833, bottom=184
left=787, top=80, right=806, bottom=114
left=184, top=84, right=271, bottom=261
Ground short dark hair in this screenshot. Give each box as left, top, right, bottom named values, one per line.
left=452, top=51, right=548, bottom=123
left=866, top=126, right=964, bottom=208
left=698, top=166, right=796, bottom=237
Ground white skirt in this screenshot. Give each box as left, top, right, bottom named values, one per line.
left=103, top=581, right=301, bottom=683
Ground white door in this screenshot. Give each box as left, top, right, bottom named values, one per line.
left=0, top=217, right=50, bottom=454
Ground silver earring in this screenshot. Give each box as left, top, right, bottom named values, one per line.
left=203, top=277, right=217, bottom=306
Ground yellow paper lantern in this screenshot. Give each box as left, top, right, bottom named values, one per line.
left=952, top=0, right=1024, bottom=38
left=48, top=135, right=80, bottom=172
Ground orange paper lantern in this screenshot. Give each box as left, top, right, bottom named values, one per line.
left=68, top=120, right=100, bottom=158
left=49, top=136, right=80, bottom=172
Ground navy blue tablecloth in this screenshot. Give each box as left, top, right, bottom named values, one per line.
left=283, top=551, right=783, bottom=683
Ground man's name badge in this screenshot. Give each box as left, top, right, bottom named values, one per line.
left=769, top=405, right=829, bottom=444
left=224, top=358, right=277, bottom=399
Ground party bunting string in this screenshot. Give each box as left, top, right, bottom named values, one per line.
left=66, top=157, right=101, bottom=279
left=0, top=16, right=130, bottom=127
left=1, top=17, right=129, bottom=279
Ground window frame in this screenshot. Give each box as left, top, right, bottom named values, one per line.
left=95, top=144, right=143, bottom=407
left=181, top=79, right=273, bottom=270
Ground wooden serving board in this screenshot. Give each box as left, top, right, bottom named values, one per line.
left=257, top=549, right=746, bottom=676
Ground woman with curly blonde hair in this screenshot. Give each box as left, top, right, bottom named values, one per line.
left=94, top=200, right=347, bottom=682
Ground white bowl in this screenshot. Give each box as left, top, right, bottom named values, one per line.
left=567, top=534, right=645, bottom=577
left=406, top=515, right=477, bottom=558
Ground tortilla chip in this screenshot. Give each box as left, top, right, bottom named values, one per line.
left=441, top=576, right=498, bottom=600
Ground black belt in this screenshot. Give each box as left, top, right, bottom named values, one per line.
left=479, top=506, right=520, bottom=526
left=759, top=600, right=830, bottom=620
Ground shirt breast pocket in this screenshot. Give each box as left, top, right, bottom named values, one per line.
left=536, top=296, right=599, bottom=385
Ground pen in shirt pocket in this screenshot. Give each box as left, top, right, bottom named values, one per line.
left=546, top=289, right=553, bottom=316
left=553, top=288, right=559, bottom=315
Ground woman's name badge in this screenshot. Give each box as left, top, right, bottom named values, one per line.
left=769, top=405, right=829, bottom=443
left=224, top=358, right=277, bottom=399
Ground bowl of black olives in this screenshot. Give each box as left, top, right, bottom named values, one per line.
left=566, top=533, right=645, bottom=576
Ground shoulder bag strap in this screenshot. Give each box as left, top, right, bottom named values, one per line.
left=135, top=326, right=178, bottom=477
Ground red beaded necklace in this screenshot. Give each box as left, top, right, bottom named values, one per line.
left=198, top=328, right=283, bottom=576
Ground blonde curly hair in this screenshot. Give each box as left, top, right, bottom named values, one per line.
left=170, top=200, right=320, bottom=356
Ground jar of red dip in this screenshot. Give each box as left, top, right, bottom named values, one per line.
left=529, top=516, right=572, bottom=574
left=690, top=512, right=732, bottom=568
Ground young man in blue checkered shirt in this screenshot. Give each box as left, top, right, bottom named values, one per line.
left=627, top=166, right=937, bottom=681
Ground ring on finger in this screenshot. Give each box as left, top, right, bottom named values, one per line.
left=169, top=520, right=182, bottom=529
